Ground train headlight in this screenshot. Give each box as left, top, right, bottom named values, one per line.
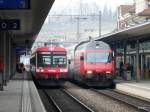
left=86, top=70, right=93, bottom=78
left=41, top=69, right=44, bottom=72
left=87, top=70, right=93, bottom=74
left=63, top=69, right=68, bottom=72
left=60, top=69, right=63, bottom=72
left=106, top=71, right=111, bottom=74
left=60, top=69, right=68, bottom=72
left=106, top=71, right=112, bottom=78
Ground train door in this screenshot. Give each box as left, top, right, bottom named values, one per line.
left=30, top=54, right=36, bottom=74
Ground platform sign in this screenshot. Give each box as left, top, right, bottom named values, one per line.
left=0, top=19, right=20, bottom=30
left=0, top=0, right=30, bottom=9
left=16, top=47, right=26, bottom=54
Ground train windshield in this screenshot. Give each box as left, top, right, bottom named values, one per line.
left=86, top=52, right=110, bottom=63
left=37, top=52, right=67, bottom=67
left=37, top=52, right=51, bottom=67
left=52, top=52, right=67, bottom=67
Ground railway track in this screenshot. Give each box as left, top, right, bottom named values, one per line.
left=43, top=89, right=94, bottom=112
left=92, top=89, right=150, bottom=112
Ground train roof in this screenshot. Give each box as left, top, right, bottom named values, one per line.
left=34, top=45, right=66, bottom=53
left=75, top=40, right=111, bottom=51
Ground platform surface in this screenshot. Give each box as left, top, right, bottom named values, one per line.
left=0, top=72, right=46, bottom=112
left=116, top=80, right=150, bottom=101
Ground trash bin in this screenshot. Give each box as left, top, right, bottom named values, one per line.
left=126, top=71, right=131, bottom=80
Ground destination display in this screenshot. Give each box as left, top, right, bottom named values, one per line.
left=0, top=0, right=30, bottom=9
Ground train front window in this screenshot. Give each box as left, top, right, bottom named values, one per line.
left=37, top=52, right=51, bottom=67
left=37, top=52, right=67, bottom=67
left=52, top=52, right=67, bottom=67
left=86, top=52, right=110, bottom=63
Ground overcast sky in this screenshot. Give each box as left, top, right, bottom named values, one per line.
left=49, top=0, right=134, bottom=14
left=36, top=0, right=134, bottom=44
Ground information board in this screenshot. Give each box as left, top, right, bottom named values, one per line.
left=16, top=47, right=26, bottom=54
left=0, top=0, right=30, bottom=9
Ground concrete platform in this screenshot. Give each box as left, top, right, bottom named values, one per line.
left=116, top=80, right=150, bottom=101
left=0, top=72, right=46, bottom=112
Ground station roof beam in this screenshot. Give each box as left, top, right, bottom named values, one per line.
left=0, top=0, right=55, bottom=48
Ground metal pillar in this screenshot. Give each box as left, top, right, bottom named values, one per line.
left=9, top=37, right=12, bottom=79
left=141, top=55, right=143, bottom=79
left=123, top=43, right=127, bottom=65
left=0, top=31, right=4, bottom=90
left=123, top=42, right=127, bottom=80
left=6, top=34, right=10, bottom=82
left=3, top=32, right=6, bottom=85
left=12, top=47, right=16, bottom=77
left=113, top=44, right=117, bottom=78
left=99, top=11, right=101, bottom=37
left=136, top=40, right=140, bottom=82
left=3, top=32, right=10, bottom=84
left=77, top=17, right=80, bottom=42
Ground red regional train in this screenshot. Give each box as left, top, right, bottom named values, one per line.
left=68, top=40, right=114, bottom=87
left=30, top=44, right=68, bottom=86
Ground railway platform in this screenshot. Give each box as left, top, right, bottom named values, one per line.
left=0, top=72, right=46, bottom=112
left=115, top=79, right=150, bottom=101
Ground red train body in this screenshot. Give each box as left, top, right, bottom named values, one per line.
left=30, top=45, right=67, bottom=86
left=68, top=41, right=114, bottom=87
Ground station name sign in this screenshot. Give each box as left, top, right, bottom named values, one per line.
left=0, top=19, right=20, bottom=30
left=0, top=0, right=30, bottom=9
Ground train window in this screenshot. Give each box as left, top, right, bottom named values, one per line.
left=108, top=53, right=113, bottom=62
left=43, top=57, right=51, bottom=65
left=86, top=52, right=109, bottom=62
left=37, top=53, right=52, bottom=67
left=80, top=56, right=84, bottom=61
left=52, top=51, right=67, bottom=67
left=53, top=56, right=67, bottom=66
left=68, top=59, right=71, bottom=64
left=30, top=55, right=36, bottom=65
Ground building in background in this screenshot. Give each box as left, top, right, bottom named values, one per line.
left=117, top=5, right=135, bottom=29
left=116, top=0, right=150, bottom=80
left=117, top=0, right=150, bottom=29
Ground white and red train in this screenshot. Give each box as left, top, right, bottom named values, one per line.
left=30, top=44, right=68, bottom=86
left=68, top=40, right=114, bottom=87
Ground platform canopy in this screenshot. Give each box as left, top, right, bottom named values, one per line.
left=0, top=0, right=55, bottom=47
left=95, top=22, right=150, bottom=43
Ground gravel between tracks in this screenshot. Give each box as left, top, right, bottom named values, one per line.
left=64, top=82, right=138, bottom=112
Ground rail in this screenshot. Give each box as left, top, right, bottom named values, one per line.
left=43, top=89, right=94, bottom=112
left=92, top=89, right=150, bottom=112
